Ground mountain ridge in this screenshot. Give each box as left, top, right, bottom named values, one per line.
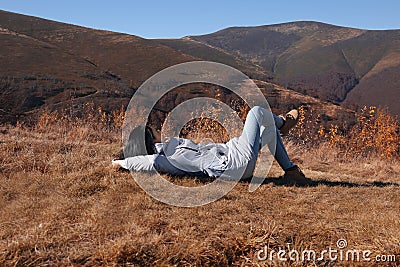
left=187, top=22, right=399, bottom=114
left=0, top=10, right=397, bottom=125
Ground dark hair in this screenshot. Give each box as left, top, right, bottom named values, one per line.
left=121, top=125, right=156, bottom=159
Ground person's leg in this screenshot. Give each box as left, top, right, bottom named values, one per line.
left=273, top=113, right=284, bottom=129
left=239, top=106, right=295, bottom=171
left=258, top=110, right=311, bottom=185
left=239, top=106, right=278, bottom=155
left=241, top=107, right=314, bottom=185
left=235, top=106, right=270, bottom=179
left=271, top=129, right=295, bottom=170
left=239, top=106, right=263, bottom=156
left=236, top=106, right=311, bottom=185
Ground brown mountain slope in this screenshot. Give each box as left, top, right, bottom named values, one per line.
left=156, top=37, right=271, bottom=80
left=0, top=10, right=354, bottom=127
left=344, top=51, right=400, bottom=113
left=0, top=10, right=273, bottom=120
left=189, top=22, right=400, bottom=115
left=0, top=10, right=195, bottom=86
left=0, top=10, right=199, bottom=121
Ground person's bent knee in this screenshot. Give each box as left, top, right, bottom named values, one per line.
left=249, top=106, right=268, bottom=117
left=249, top=106, right=262, bottom=113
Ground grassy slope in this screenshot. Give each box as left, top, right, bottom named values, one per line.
left=156, top=38, right=270, bottom=81
left=0, top=10, right=198, bottom=122
left=189, top=22, right=367, bottom=77
left=0, top=11, right=356, bottom=130
left=0, top=10, right=275, bottom=124
left=1, top=124, right=399, bottom=266
left=190, top=22, right=400, bottom=113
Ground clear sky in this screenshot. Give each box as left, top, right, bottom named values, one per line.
left=1, top=0, right=399, bottom=38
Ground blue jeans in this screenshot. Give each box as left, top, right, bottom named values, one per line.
left=239, top=106, right=295, bottom=173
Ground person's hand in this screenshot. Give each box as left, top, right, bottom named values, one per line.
left=111, top=159, right=122, bottom=170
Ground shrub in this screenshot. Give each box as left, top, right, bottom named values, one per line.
left=289, top=106, right=399, bottom=160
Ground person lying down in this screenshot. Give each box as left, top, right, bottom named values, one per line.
left=112, top=106, right=313, bottom=186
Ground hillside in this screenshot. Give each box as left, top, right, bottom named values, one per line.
left=0, top=10, right=199, bottom=122
left=156, top=37, right=270, bottom=80
left=189, top=22, right=400, bottom=114
left=0, top=10, right=272, bottom=123
left=0, top=10, right=353, bottom=127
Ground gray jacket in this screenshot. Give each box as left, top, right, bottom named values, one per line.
left=122, top=136, right=255, bottom=180
left=159, top=137, right=229, bottom=177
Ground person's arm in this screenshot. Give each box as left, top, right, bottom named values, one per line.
left=112, top=155, right=156, bottom=172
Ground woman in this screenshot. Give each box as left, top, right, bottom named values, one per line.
left=112, top=106, right=312, bottom=186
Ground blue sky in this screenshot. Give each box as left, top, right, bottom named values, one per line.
left=1, top=0, right=399, bottom=38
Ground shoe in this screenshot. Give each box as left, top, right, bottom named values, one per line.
left=282, top=166, right=314, bottom=186
left=279, top=109, right=299, bottom=136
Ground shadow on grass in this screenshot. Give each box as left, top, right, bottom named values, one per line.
left=242, top=177, right=400, bottom=188
left=172, top=175, right=400, bottom=188
left=119, top=168, right=399, bottom=188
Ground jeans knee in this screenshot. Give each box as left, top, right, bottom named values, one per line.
left=250, top=106, right=270, bottom=119
left=249, top=106, right=262, bottom=115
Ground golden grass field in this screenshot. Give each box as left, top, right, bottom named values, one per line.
left=1, top=105, right=400, bottom=266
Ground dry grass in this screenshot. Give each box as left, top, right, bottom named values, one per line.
left=1, top=105, right=400, bottom=266
left=288, top=105, right=400, bottom=160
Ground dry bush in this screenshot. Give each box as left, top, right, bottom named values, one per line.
left=288, top=106, right=400, bottom=161
left=33, top=102, right=125, bottom=143
left=161, top=98, right=249, bottom=144
left=344, top=106, right=400, bottom=159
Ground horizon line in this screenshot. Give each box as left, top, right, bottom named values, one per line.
left=1, top=9, right=399, bottom=39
